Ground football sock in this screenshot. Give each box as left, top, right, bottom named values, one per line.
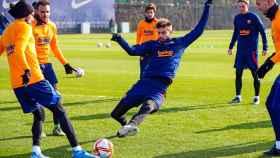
left=111, top=100, right=134, bottom=126
left=72, top=146, right=82, bottom=152
left=235, top=69, right=243, bottom=96
left=276, top=141, right=280, bottom=149
left=32, top=108, right=44, bottom=146
left=32, top=145, right=41, bottom=154
left=48, top=103, right=78, bottom=147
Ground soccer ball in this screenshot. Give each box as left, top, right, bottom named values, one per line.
left=97, top=42, right=103, bottom=48
left=75, top=67, right=85, bottom=78
left=93, top=138, right=113, bottom=158
left=105, top=43, right=112, bottom=48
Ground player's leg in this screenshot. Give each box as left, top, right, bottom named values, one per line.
left=111, top=98, right=135, bottom=126
left=250, top=69, right=260, bottom=105
left=31, top=80, right=99, bottom=158
left=230, top=68, right=243, bottom=104
left=31, top=107, right=50, bottom=158
left=40, top=108, right=47, bottom=138
left=40, top=63, right=65, bottom=136
left=264, top=75, right=280, bottom=156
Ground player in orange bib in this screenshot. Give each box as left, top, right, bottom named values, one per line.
left=0, top=1, right=99, bottom=158
left=136, top=3, right=158, bottom=78
left=32, top=0, right=77, bottom=136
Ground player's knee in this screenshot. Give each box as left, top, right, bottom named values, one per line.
left=50, top=103, right=66, bottom=118
left=142, top=100, right=159, bottom=114
left=33, top=108, right=44, bottom=122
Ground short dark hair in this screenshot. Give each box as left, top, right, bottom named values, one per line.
left=36, top=0, right=50, bottom=8
left=145, top=3, right=156, bottom=12
left=156, top=18, right=172, bottom=29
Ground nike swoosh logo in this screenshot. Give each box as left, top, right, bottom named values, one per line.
left=71, top=0, right=92, bottom=9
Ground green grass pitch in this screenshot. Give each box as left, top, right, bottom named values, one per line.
left=0, top=30, right=279, bottom=158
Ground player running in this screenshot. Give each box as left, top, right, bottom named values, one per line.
left=0, top=1, right=99, bottom=158
left=228, top=0, right=268, bottom=105
left=110, top=0, right=213, bottom=137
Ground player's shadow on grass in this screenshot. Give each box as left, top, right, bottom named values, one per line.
left=196, top=120, right=271, bottom=134
left=70, top=102, right=234, bottom=121
left=0, top=135, right=117, bottom=158
left=154, top=141, right=274, bottom=158
left=0, top=135, right=32, bottom=142
left=0, top=98, right=119, bottom=112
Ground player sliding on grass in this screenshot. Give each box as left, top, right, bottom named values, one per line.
left=0, top=1, right=99, bottom=158
left=228, top=0, right=268, bottom=105
left=32, top=0, right=76, bottom=137
left=136, top=3, right=158, bottom=78
left=256, top=0, right=280, bottom=156
left=110, top=0, right=213, bottom=137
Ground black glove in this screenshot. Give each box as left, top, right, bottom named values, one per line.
left=205, top=0, right=213, bottom=5
left=111, top=33, right=121, bottom=42
left=21, top=69, right=31, bottom=87
left=64, top=63, right=75, bottom=74
left=257, top=53, right=276, bottom=79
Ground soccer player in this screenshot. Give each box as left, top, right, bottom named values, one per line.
left=110, top=0, right=213, bottom=137
left=136, top=3, right=158, bottom=78
left=0, top=1, right=99, bottom=158
left=256, top=0, right=280, bottom=156
left=228, top=0, right=268, bottom=105
left=32, top=0, right=76, bottom=136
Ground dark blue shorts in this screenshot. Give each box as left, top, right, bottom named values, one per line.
left=14, top=80, right=61, bottom=113
left=234, top=51, right=258, bottom=70
left=120, top=78, right=169, bottom=109
left=266, top=75, right=280, bottom=108
left=40, top=63, right=58, bottom=87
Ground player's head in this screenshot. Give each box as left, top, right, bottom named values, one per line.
left=156, top=18, right=173, bottom=41
left=8, top=0, right=34, bottom=24
left=238, top=0, right=249, bottom=14
left=255, top=0, right=277, bottom=14
left=36, top=0, right=50, bottom=23
left=145, top=3, right=156, bottom=21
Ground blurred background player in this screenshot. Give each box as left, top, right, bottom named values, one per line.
left=136, top=3, right=158, bottom=78
left=0, top=12, right=10, bottom=34
left=32, top=0, right=76, bottom=136
left=228, top=0, right=268, bottom=105
left=0, top=1, right=99, bottom=158
left=110, top=0, right=212, bottom=137
left=256, top=0, right=280, bottom=156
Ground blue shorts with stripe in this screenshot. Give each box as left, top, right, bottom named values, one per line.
left=234, top=51, right=258, bottom=70
left=120, top=77, right=169, bottom=109
left=14, top=80, right=61, bottom=113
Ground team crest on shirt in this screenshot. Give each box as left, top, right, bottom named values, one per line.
left=158, top=50, right=174, bottom=57
left=247, top=20, right=252, bottom=24
left=6, top=44, right=15, bottom=56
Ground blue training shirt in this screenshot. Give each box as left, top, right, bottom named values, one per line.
left=229, top=12, right=268, bottom=52
left=115, top=3, right=211, bottom=81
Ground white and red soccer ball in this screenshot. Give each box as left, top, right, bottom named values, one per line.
left=93, top=138, right=113, bottom=158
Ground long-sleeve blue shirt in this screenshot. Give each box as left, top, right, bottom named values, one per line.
left=115, top=3, right=211, bottom=81
left=229, top=12, right=268, bottom=52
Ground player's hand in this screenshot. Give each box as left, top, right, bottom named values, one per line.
left=205, top=0, right=213, bottom=5
left=228, top=49, right=233, bottom=56
left=21, top=69, right=31, bottom=87
left=111, top=33, right=121, bottom=42
left=257, top=53, right=276, bottom=79
left=64, top=63, right=76, bottom=74
left=262, top=50, right=268, bottom=56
